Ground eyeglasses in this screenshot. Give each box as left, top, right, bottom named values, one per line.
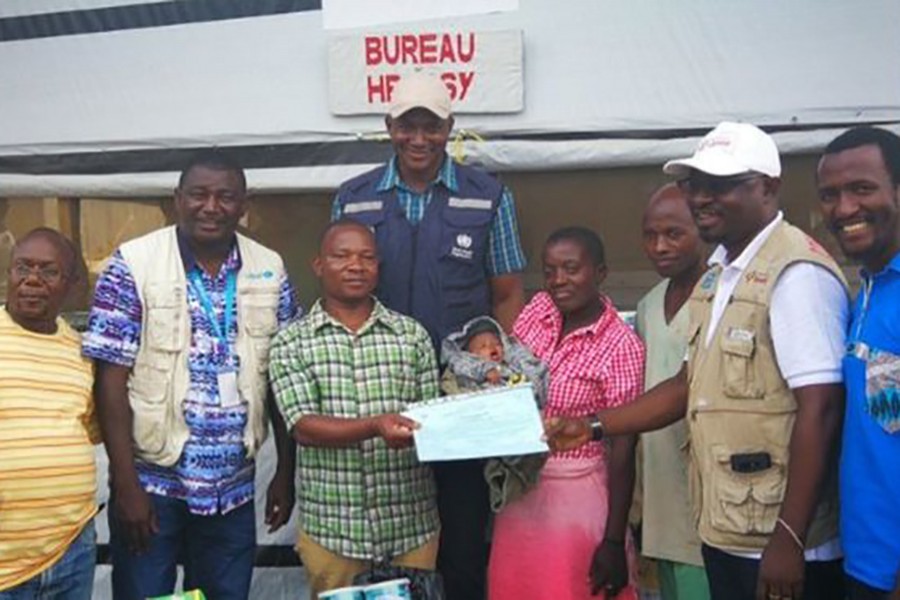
left=12, top=262, right=64, bottom=283
left=677, top=173, right=763, bottom=198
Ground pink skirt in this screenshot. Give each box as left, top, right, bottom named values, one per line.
left=488, top=457, right=639, bottom=600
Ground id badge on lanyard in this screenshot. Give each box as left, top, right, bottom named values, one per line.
left=189, top=270, right=242, bottom=408
left=847, top=278, right=900, bottom=434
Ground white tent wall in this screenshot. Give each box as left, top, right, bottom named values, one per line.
left=1, top=0, right=899, bottom=194
left=0, top=2, right=890, bottom=597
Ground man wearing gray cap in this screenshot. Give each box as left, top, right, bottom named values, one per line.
left=545, top=122, right=848, bottom=600
left=333, top=72, right=526, bottom=600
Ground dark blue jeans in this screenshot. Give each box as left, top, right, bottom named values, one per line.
left=109, top=493, right=256, bottom=600
left=0, top=520, right=95, bottom=600
left=702, top=544, right=845, bottom=600
left=847, top=575, right=894, bottom=600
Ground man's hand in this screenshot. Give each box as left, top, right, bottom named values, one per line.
left=756, top=528, right=805, bottom=600
left=265, top=467, right=295, bottom=534
left=589, top=539, right=628, bottom=597
left=374, top=414, right=419, bottom=448
left=543, top=416, right=591, bottom=453
left=114, top=480, right=158, bottom=555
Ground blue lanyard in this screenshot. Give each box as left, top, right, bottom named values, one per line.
left=848, top=277, right=874, bottom=361
left=188, top=269, right=236, bottom=345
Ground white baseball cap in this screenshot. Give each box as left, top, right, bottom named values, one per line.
left=663, top=122, right=781, bottom=178
left=388, top=72, right=452, bottom=120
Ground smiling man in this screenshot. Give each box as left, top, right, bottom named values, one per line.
left=82, top=150, right=299, bottom=600
left=817, top=127, right=900, bottom=600
left=545, top=123, right=850, bottom=600
left=0, top=229, right=98, bottom=600
left=332, top=71, right=527, bottom=599
left=269, top=220, right=440, bottom=599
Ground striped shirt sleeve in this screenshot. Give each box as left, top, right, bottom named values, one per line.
left=487, top=186, right=527, bottom=276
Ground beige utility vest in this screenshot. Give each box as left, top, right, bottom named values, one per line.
left=686, top=221, right=847, bottom=552
left=120, top=226, right=284, bottom=467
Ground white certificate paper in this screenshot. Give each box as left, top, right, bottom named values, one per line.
left=404, top=384, right=548, bottom=462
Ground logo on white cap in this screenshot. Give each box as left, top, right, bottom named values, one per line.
left=663, top=122, right=781, bottom=178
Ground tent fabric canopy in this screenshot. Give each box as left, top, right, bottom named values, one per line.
left=2, top=0, right=898, bottom=195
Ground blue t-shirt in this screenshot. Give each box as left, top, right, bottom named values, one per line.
left=841, top=251, right=900, bottom=591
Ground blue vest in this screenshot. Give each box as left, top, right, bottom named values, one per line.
left=337, top=162, right=503, bottom=349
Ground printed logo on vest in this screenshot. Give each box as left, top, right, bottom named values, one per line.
left=699, top=269, right=719, bottom=291
left=450, top=233, right=474, bottom=260
left=246, top=270, right=275, bottom=280
left=744, top=270, right=769, bottom=285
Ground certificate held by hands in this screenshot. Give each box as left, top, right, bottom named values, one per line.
left=404, top=384, right=548, bottom=462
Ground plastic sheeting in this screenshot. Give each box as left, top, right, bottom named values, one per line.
left=1, top=0, right=898, bottom=195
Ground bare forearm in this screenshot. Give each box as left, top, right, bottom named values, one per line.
left=490, top=273, right=525, bottom=333
left=293, top=415, right=379, bottom=447
left=600, top=369, right=688, bottom=436
left=95, top=363, right=140, bottom=489
left=778, top=384, right=843, bottom=538
left=267, top=391, right=295, bottom=473
left=604, top=434, right=637, bottom=542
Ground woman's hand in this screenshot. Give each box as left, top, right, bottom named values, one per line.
left=589, top=538, right=628, bottom=597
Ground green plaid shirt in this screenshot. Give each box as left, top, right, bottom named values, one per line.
left=269, top=299, right=440, bottom=559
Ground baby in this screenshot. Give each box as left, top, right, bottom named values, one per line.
left=440, top=316, right=549, bottom=513
left=440, top=316, right=546, bottom=402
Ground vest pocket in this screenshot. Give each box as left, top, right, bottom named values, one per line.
left=720, top=334, right=764, bottom=399
left=241, top=288, right=279, bottom=338
left=863, top=346, right=900, bottom=434
left=129, top=362, right=169, bottom=456
left=707, top=446, right=784, bottom=536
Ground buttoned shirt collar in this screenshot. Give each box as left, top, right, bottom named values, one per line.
left=376, top=155, right=459, bottom=195
left=708, top=211, right=784, bottom=272
left=305, top=297, right=401, bottom=336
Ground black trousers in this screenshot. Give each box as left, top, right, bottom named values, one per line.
left=433, top=460, right=490, bottom=600
left=847, top=574, right=894, bottom=600
left=702, top=544, right=845, bottom=600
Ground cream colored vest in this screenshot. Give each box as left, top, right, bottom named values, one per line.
left=120, top=226, right=284, bottom=467
left=685, top=221, right=847, bottom=552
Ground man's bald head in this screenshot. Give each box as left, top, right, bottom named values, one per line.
left=644, top=183, right=693, bottom=225
left=317, top=219, right=376, bottom=255
left=13, top=227, right=79, bottom=280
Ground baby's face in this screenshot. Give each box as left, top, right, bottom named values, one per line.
left=466, top=331, right=504, bottom=363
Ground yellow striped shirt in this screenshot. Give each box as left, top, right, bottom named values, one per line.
left=0, top=307, right=98, bottom=591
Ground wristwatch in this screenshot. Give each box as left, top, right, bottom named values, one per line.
left=587, top=414, right=605, bottom=442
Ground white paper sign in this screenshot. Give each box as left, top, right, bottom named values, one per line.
left=327, top=28, right=524, bottom=115
left=403, top=385, right=547, bottom=462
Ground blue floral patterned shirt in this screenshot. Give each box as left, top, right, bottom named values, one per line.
left=83, top=232, right=298, bottom=515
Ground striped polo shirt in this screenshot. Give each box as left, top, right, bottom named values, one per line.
left=0, top=307, right=98, bottom=591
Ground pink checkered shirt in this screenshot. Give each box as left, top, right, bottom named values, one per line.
left=514, top=292, right=645, bottom=460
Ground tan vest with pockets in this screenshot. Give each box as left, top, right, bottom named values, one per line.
left=120, top=226, right=284, bottom=467
left=686, top=220, right=847, bottom=552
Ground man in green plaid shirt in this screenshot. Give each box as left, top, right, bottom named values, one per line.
left=269, top=220, right=440, bottom=598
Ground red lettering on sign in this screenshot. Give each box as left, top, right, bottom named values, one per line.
left=401, top=34, right=418, bottom=64
left=440, top=71, right=475, bottom=101
left=457, top=32, right=475, bottom=62
left=364, top=36, right=381, bottom=66
left=367, top=73, right=401, bottom=103
left=420, top=33, right=437, bottom=64
left=364, top=32, right=477, bottom=66
left=439, top=35, right=456, bottom=63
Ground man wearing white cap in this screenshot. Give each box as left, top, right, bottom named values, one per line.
left=544, top=122, right=848, bottom=600
left=333, top=72, right=526, bottom=600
